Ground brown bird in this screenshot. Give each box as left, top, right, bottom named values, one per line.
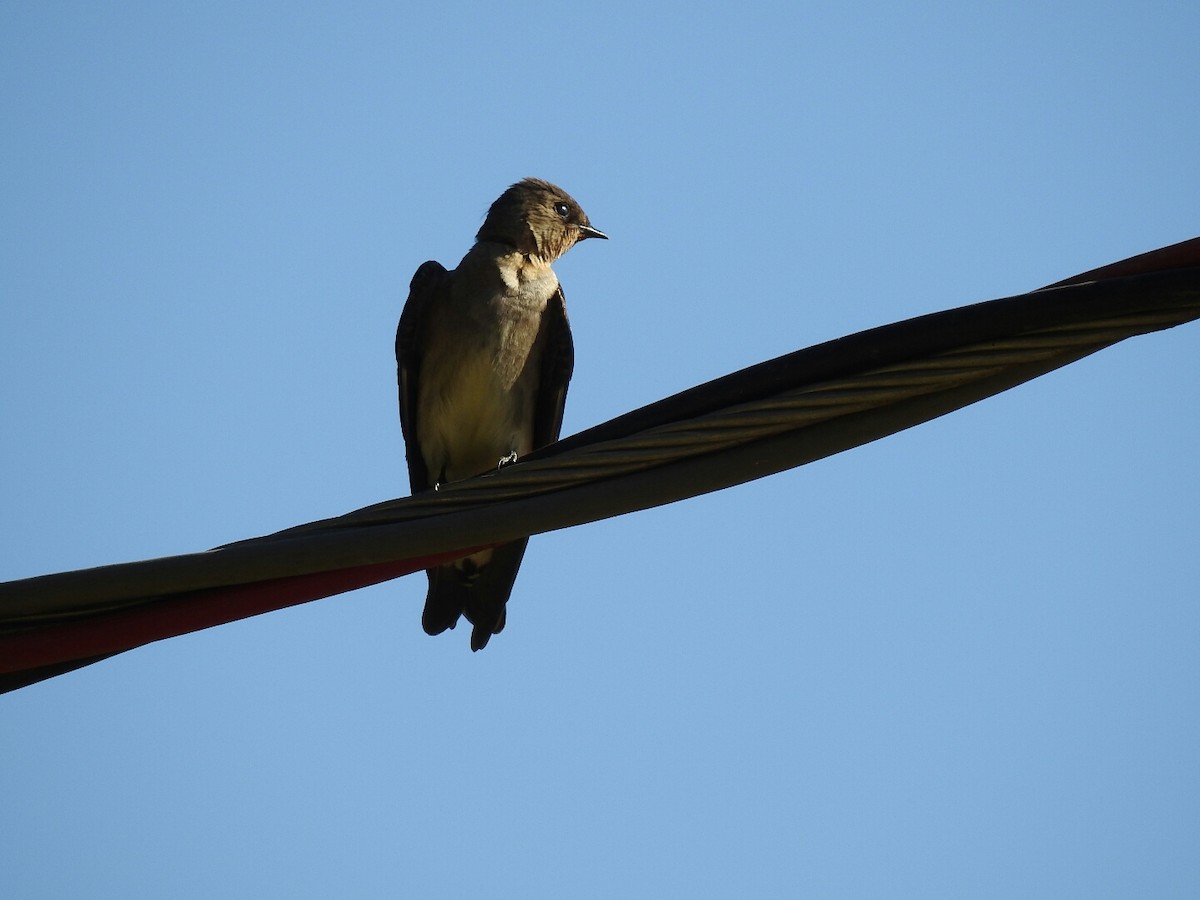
left=395, top=178, right=606, bottom=650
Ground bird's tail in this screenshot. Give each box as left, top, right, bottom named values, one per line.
left=419, top=539, right=529, bottom=651
left=420, top=566, right=467, bottom=636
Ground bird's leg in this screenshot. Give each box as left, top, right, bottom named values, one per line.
left=496, top=450, right=519, bottom=470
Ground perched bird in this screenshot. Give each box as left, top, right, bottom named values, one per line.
left=396, top=178, right=606, bottom=650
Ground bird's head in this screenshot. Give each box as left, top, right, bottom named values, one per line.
left=476, top=178, right=607, bottom=263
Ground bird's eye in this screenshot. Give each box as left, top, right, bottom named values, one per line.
left=553, top=202, right=571, bottom=219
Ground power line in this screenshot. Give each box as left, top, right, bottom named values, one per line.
left=2, top=239, right=1198, bottom=692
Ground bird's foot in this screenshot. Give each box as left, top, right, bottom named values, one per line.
left=496, top=450, right=519, bottom=470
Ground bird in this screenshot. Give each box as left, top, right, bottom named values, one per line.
left=395, top=178, right=606, bottom=650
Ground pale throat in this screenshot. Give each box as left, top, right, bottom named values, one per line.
left=496, top=249, right=560, bottom=305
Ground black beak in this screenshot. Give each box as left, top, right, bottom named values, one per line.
left=577, top=224, right=608, bottom=241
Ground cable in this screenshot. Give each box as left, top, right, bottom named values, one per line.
left=1, top=244, right=1198, bottom=691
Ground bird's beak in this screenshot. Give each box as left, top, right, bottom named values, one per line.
left=576, top=224, right=608, bottom=241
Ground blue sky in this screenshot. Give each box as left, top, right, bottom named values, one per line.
left=2, top=3, right=1198, bottom=897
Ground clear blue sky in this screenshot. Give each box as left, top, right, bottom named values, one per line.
left=2, top=3, right=1198, bottom=897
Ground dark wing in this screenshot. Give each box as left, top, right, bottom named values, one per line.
left=532, top=285, right=575, bottom=448
left=395, top=260, right=448, bottom=495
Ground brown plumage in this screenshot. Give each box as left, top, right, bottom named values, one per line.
left=396, top=178, right=606, bottom=650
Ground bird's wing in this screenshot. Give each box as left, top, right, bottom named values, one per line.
left=395, top=259, right=448, bottom=494
left=533, top=285, right=575, bottom=448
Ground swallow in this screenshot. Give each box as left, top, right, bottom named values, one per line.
left=396, top=178, right=606, bottom=649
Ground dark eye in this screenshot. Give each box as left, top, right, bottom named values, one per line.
left=553, top=202, right=571, bottom=219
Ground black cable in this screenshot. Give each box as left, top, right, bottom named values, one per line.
left=1, top=266, right=1197, bottom=682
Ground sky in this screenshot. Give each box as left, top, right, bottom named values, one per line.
left=2, top=2, right=1198, bottom=897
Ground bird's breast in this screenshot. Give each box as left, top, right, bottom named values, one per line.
left=416, top=289, right=547, bottom=484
